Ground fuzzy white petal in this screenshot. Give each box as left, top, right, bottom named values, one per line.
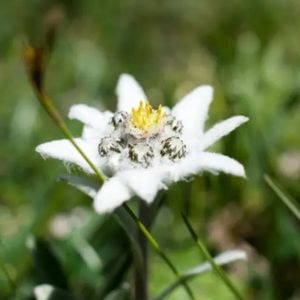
left=116, top=74, right=147, bottom=112
left=170, top=152, right=246, bottom=180
left=172, top=85, right=213, bottom=137
left=94, top=177, right=132, bottom=214
left=119, top=169, right=166, bottom=203
left=81, top=125, right=102, bottom=139
left=36, top=138, right=102, bottom=174
left=68, top=104, right=113, bottom=129
left=200, top=116, right=249, bottom=150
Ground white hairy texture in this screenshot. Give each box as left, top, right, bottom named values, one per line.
left=69, top=104, right=113, bottom=129
left=172, top=152, right=246, bottom=179
left=172, top=85, right=213, bottom=137
left=119, top=169, right=167, bottom=203
left=36, top=138, right=103, bottom=174
left=94, top=177, right=132, bottom=213
left=199, top=116, right=249, bottom=150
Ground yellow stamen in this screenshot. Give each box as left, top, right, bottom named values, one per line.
left=130, top=101, right=166, bottom=132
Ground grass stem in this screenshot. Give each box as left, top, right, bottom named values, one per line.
left=264, top=174, right=300, bottom=220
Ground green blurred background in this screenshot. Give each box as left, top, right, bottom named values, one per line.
left=0, top=0, right=299, bottom=299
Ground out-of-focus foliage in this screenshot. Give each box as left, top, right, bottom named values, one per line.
left=0, top=0, right=299, bottom=299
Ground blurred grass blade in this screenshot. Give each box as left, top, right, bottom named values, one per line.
left=0, top=253, right=16, bottom=292
left=71, top=235, right=102, bottom=272
left=34, top=284, right=78, bottom=300
left=155, top=250, right=247, bottom=300
left=181, top=213, right=245, bottom=300
left=97, top=253, right=132, bottom=299
left=103, top=284, right=131, bottom=300
left=27, top=236, right=68, bottom=290
left=264, top=174, right=300, bottom=220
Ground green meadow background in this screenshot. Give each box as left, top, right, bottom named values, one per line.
left=0, top=0, right=299, bottom=299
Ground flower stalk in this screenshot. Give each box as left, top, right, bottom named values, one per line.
left=134, top=202, right=150, bottom=300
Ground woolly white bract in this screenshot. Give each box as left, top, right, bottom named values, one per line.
left=36, top=74, right=248, bottom=213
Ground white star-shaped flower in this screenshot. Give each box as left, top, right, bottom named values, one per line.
left=36, top=74, right=249, bottom=213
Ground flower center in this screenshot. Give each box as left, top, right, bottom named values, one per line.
left=99, top=102, right=187, bottom=170
left=130, top=101, right=165, bottom=133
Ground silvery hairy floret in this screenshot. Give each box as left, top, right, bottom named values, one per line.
left=160, top=136, right=186, bottom=161
left=128, top=143, right=154, bottom=168
left=98, top=136, right=126, bottom=157
left=165, top=115, right=183, bottom=134
left=110, top=111, right=129, bottom=129
left=36, top=73, right=249, bottom=214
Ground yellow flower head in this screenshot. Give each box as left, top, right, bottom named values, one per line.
left=130, top=101, right=166, bottom=136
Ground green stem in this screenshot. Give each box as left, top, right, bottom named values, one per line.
left=134, top=202, right=150, bottom=300
left=181, top=213, right=245, bottom=300
left=264, top=174, right=300, bottom=220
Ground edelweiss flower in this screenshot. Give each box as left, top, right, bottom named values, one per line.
left=36, top=74, right=248, bottom=213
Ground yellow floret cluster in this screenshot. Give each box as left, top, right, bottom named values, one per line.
left=130, top=101, right=165, bottom=132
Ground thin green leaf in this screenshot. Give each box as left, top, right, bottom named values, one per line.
left=181, top=213, right=245, bottom=300
left=155, top=250, right=247, bottom=300
left=34, top=284, right=78, bottom=300
left=264, top=174, right=300, bottom=220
